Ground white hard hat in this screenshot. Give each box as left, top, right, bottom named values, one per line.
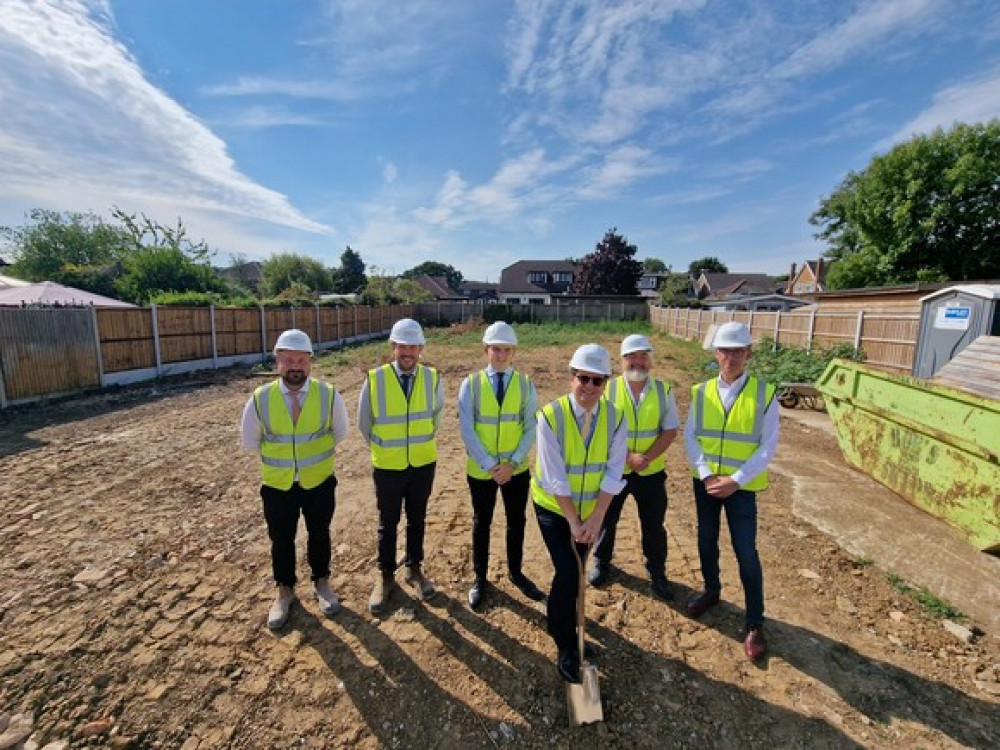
left=273, top=328, right=313, bottom=355
left=389, top=318, right=426, bottom=346
left=621, top=334, right=653, bottom=356
left=569, top=343, right=612, bottom=376
left=483, top=321, right=518, bottom=346
left=712, top=321, right=752, bottom=349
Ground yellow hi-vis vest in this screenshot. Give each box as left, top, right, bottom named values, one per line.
left=606, top=375, right=671, bottom=476
left=690, top=375, right=776, bottom=492
left=531, top=396, right=620, bottom=521
left=466, top=370, right=530, bottom=480
left=367, top=363, right=440, bottom=469
left=254, top=378, right=336, bottom=490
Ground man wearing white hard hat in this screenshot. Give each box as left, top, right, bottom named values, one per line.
left=589, top=333, right=679, bottom=600
left=458, top=321, right=544, bottom=610
left=240, top=329, right=350, bottom=629
left=683, top=321, right=779, bottom=661
left=358, top=318, right=444, bottom=614
left=532, top=343, right=627, bottom=683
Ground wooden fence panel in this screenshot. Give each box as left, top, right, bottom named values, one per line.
left=0, top=308, right=99, bottom=402
left=157, top=307, right=213, bottom=364
left=215, top=307, right=262, bottom=357
left=263, top=308, right=294, bottom=352
left=858, top=314, right=920, bottom=370
left=97, top=308, right=155, bottom=373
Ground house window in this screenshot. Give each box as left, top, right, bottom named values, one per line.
left=552, top=272, right=573, bottom=284
left=528, top=271, right=548, bottom=284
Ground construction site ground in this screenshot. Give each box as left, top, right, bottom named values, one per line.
left=1, top=329, right=998, bottom=749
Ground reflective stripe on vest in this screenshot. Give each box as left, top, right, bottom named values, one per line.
left=690, top=375, right=775, bottom=492
left=606, top=376, right=670, bottom=476
left=254, top=378, right=335, bottom=490
left=466, top=370, right=529, bottom=480
left=531, top=395, right=617, bottom=521
left=368, top=364, right=439, bottom=469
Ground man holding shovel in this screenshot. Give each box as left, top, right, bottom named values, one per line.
left=532, top=344, right=627, bottom=684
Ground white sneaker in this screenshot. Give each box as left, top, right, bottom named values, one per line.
left=267, top=586, right=296, bottom=630
left=315, top=577, right=340, bottom=616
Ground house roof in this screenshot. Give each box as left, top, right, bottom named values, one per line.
left=499, top=260, right=578, bottom=294
left=0, top=281, right=136, bottom=307
left=459, top=280, right=497, bottom=292
left=413, top=274, right=462, bottom=299
left=700, top=274, right=778, bottom=300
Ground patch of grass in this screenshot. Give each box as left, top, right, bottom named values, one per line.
left=853, top=556, right=874, bottom=567
left=886, top=572, right=965, bottom=619
left=427, top=320, right=653, bottom=348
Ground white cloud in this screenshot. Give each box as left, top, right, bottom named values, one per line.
left=0, top=0, right=330, bottom=235
left=382, top=161, right=399, bottom=185
left=882, top=68, right=1000, bottom=147
left=773, top=0, right=938, bottom=81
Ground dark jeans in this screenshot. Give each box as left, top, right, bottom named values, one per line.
left=693, top=478, right=764, bottom=627
left=374, top=463, right=436, bottom=572
left=535, top=505, right=590, bottom=652
left=594, top=470, right=668, bottom=576
left=261, top=475, right=337, bottom=587
left=468, top=470, right=531, bottom=580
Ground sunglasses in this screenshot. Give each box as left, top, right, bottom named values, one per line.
left=575, top=374, right=607, bottom=387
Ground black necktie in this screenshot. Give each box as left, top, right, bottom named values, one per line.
left=494, top=372, right=505, bottom=404
left=400, top=373, right=412, bottom=397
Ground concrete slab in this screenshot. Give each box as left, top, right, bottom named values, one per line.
left=776, top=408, right=1000, bottom=636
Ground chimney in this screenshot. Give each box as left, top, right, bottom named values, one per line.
left=815, top=257, right=824, bottom=284
left=788, top=262, right=797, bottom=293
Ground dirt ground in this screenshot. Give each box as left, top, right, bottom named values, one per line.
left=1, top=329, right=998, bottom=749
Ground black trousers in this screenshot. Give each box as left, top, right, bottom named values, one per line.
left=468, top=470, right=531, bottom=580
left=374, top=463, right=436, bottom=572
left=261, top=475, right=337, bottom=587
left=594, top=470, right=668, bottom=576
left=535, top=504, right=589, bottom=652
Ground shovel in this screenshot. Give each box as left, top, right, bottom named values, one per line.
left=566, top=542, right=603, bottom=726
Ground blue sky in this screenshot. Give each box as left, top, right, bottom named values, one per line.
left=1, top=1, right=999, bottom=283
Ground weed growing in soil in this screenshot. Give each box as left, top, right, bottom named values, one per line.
left=887, top=572, right=965, bottom=619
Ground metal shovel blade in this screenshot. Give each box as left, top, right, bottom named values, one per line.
left=566, top=661, right=603, bottom=726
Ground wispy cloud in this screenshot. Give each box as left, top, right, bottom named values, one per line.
left=0, top=0, right=329, bottom=236
left=882, top=68, right=1000, bottom=147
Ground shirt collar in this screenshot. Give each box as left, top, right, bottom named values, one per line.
left=279, top=378, right=310, bottom=398
left=717, top=371, right=749, bottom=390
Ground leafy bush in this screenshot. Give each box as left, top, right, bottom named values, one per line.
left=749, top=338, right=863, bottom=384
left=699, top=337, right=864, bottom=384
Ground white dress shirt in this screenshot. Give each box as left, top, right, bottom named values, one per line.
left=534, top=394, right=628, bottom=501
left=683, top=371, right=780, bottom=488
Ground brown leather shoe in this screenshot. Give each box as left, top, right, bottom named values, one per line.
left=369, top=571, right=395, bottom=615
left=744, top=626, right=767, bottom=660
left=686, top=590, right=720, bottom=617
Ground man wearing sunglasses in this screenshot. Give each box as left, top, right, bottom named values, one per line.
left=684, top=321, right=779, bottom=661
left=531, top=344, right=627, bottom=683
left=589, top=334, right=679, bottom=600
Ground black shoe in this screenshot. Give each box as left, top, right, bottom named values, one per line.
left=587, top=563, right=609, bottom=587
left=686, top=590, right=721, bottom=617
left=510, top=573, right=545, bottom=602
left=557, top=648, right=581, bottom=683
left=468, top=578, right=486, bottom=610
left=651, top=574, right=674, bottom=601
left=583, top=641, right=599, bottom=660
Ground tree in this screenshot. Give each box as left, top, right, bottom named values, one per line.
left=332, top=245, right=367, bottom=293
left=116, top=245, right=226, bottom=304
left=401, top=261, right=463, bottom=291
left=658, top=272, right=695, bottom=306
left=642, top=257, right=668, bottom=273
left=260, top=252, right=332, bottom=297
left=811, top=120, right=1000, bottom=288
left=361, top=269, right=433, bottom=304
left=1, top=209, right=130, bottom=290
left=688, top=256, right=728, bottom=277
left=570, top=228, right=643, bottom=295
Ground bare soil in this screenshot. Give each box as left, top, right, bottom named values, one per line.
left=1, top=331, right=998, bottom=749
